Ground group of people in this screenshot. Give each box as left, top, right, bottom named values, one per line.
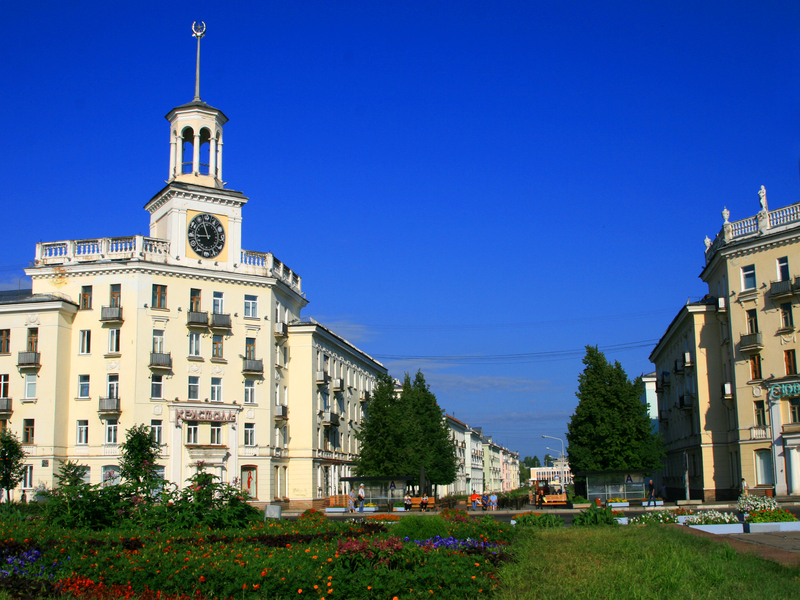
left=403, top=492, right=429, bottom=511
left=346, top=484, right=367, bottom=513
left=469, top=490, right=498, bottom=511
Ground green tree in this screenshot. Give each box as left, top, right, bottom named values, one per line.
left=0, top=429, right=27, bottom=505
left=354, top=370, right=458, bottom=490
left=118, top=424, right=163, bottom=486
left=519, top=464, right=531, bottom=484
left=405, top=371, right=458, bottom=488
left=353, top=373, right=405, bottom=477
left=54, top=460, right=89, bottom=488
left=543, top=453, right=553, bottom=467
left=566, top=346, right=664, bottom=473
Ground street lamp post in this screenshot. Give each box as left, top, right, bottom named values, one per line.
left=542, top=435, right=566, bottom=493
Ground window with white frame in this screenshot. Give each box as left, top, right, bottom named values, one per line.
left=79, top=330, right=91, bottom=354
left=24, top=374, right=36, bottom=399
left=742, top=265, right=756, bottom=291
left=186, top=421, right=199, bottom=445
left=152, top=329, right=165, bottom=353
left=211, top=423, right=222, bottom=445
left=102, top=465, right=119, bottom=486
left=77, top=420, right=89, bottom=445
left=244, top=295, right=258, bottom=318
left=212, top=291, right=224, bottom=314
left=0, top=374, right=8, bottom=399
left=244, top=380, right=255, bottom=404
left=22, top=465, right=33, bottom=489
left=778, top=257, right=790, bottom=282
left=275, top=382, right=280, bottom=405
left=151, top=420, right=162, bottom=445
left=284, top=385, right=289, bottom=406
left=78, top=375, right=90, bottom=398
left=151, top=374, right=163, bottom=399
left=105, top=419, right=118, bottom=444
left=188, top=376, right=199, bottom=400
left=211, top=377, right=222, bottom=402
left=244, top=423, right=255, bottom=446
left=108, top=329, right=120, bottom=353
left=189, top=332, right=201, bottom=356
left=107, top=374, right=119, bottom=399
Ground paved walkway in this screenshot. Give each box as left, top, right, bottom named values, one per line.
left=673, top=525, right=800, bottom=566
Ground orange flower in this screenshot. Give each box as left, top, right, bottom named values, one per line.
left=199, top=576, right=206, bottom=583
left=253, top=584, right=260, bottom=590
left=298, top=590, right=303, bottom=594
left=314, top=585, right=319, bottom=589
left=242, top=584, right=248, bottom=590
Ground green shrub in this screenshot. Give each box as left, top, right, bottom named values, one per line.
left=515, top=512, right=564, bottom=528
left=569, top=495, right=588, bottom=503
left=393, top=515, right=450, bottom=541
left=745, top=509, right=798, bottom=523
left=572, top=504, right=617, bottom=527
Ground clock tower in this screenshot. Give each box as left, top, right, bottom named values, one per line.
left=144, top=22, right=247, bottom=270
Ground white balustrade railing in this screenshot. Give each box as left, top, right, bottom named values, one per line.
left=706, top=203, right=800, bottom=263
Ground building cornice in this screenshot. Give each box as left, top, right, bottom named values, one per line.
left=144, top=182, right=248, bottom=214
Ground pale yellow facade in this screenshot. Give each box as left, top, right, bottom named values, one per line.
left=653, top=192, right=800, bottom=500
left=0, top=71, right=385, bottom=507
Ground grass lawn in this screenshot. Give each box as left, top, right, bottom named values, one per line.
left=498, top=526, right=800, bottom=600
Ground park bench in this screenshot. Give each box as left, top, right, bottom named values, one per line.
left=408, top=497, right=436, bottom=511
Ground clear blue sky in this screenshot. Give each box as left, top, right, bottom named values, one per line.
left=4, top=1, right=800, bottom=462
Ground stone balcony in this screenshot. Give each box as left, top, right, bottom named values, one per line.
left=34, top=236, right=303, bottom=296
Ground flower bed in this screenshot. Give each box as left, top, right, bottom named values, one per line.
left=0, top=508, right=512, bottom=599
left=628, top=511, right=677, bottom=525
left=685, top=510, right=743, bottom=534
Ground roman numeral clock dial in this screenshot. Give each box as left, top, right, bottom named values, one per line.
left=187, top=213, right=225, bottom=258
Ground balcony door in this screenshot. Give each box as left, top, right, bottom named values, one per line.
left=755, top=449, right=775, bottom=486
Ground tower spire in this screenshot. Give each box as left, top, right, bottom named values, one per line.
left=192, top=21, right=206, bottom=102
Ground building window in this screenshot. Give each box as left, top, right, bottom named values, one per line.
left=151, top=374, right=163, bottom=399
left=0, top=375, right=7, bottom=399
left=791, top=400, right=800, bottom=424
left=77, top=420, right=88, bottom=445
left=750, top=354, right=763, bottom=381
left=22, top=419, right=34, bottom=444
left=212, top=335, right=223, bottom=358
left=244, top=380, right=255, bottom=404
left=188, top=376, right=199, bottom=400
left=746, top=309, right=759, bottom=334
left=186, top=422, right=199, bottom=445
left=787, top=350, right=799, bottom=376
left=212, top=291, right=224, bottom=314
left=778, top=257, right=790, bottom=282
left=102, top=465, right=120, bottom=486
left=152, top=285, right=167, bottom=309
left=245, top=338, right=256, bottom=360
left=755, top=449, right=775, bottom=486
left=0, top=330, right=8, bottom=354
left=275, top=383, right=280, bottom=405
left=110, top=284, right=121, bottom=307
left=108, top=329, right=120, bottom=353
left=22, top=465, right=33, bottom=489
left=244, top=295, right=258, bottom=318
left=211, top=423, right=222, bottom=445
left=80, top=286, right=92, bottom=310
left=24, top=374, right=36, bottom=399
left=102, top=419, right=116, bottom=444
left=189, top=332, right=201, bottom=356
left=742, top=265, right=756, bottom=291
left=781, top=303, right=794, bottom=329
left=755, top=400, right=767, bottom=426
left=78, top=375, right=90, bottom=398
left=190, top=288, right=201, bottom=312
left=244, top=423, right=255, bottom=446
left=79, top=330, right=91, bottom=354
left=107, top=374, right=119, bottom=399
left=210, top=377, right=222, bottom=402
left=152, top=330, right=165, bottom=353
left=26, top=328, right=38, bottom=353
left=151, top=420, right=162, bottom=444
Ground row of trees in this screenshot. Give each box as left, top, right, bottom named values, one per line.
left=354, top=371, right=458, bottom=491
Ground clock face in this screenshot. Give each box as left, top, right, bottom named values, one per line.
left=187, top=213, right=226, bottom=258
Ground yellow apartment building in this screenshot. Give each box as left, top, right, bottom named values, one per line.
left=0, top=37, right=385, bottom=508
left=654, top=188, right=800, bottom=500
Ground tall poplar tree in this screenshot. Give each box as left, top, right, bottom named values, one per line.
left=354, top=370, right=457, bottom=488
left=567, top=346, right=664, bottom=473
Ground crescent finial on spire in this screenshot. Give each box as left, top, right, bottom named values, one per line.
left=192, top=22, right=206, bottom=102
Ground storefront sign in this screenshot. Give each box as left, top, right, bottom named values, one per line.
left=769, top=383, right=800, bottom=400
left=175, top=409, right=237, bottom=423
